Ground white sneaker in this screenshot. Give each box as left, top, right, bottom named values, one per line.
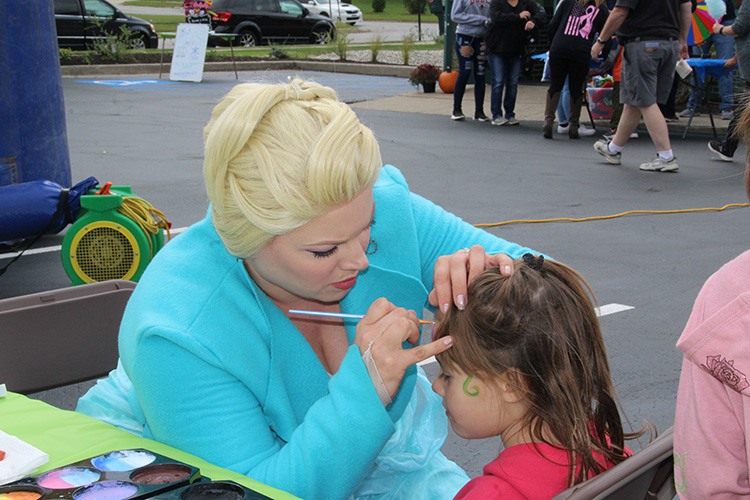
left=491, top=117, right=508, bottom=126
left=579, top=125, right=596, bottom=137
left=593, top=139, right=622, bottom=165
left=639, top=156, right=678, bottom=172
left=557, top=123, right=570, bottom=134
left=506, top=117, right=519, bottom=126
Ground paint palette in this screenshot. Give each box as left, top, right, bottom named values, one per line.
left=0, top=449, right=200, bottom=499
left=152, top=480, right=274, bottom=499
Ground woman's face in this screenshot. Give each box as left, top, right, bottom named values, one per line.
left=246, top=187, right=374, bottom=307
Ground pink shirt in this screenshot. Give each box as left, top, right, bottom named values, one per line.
left=455, top=441, right=618, bottom=499
left=674, top=249, right=750, bottom=498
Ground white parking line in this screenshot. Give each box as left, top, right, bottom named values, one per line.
left=417, top=303, right=635, bottom=367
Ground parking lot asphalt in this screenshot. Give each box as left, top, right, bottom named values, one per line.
left=3, top=68, right=747, bottom=479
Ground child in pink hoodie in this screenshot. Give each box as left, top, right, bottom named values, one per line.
left=673, top=104, right=750, bottom=497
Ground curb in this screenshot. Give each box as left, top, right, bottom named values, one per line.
left=60, top=59, right=414, bottom=78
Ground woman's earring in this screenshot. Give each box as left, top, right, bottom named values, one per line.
left=366, top=238, right=378, bottom=255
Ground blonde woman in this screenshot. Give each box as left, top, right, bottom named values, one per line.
left=77, top=80, right=540, bottom=499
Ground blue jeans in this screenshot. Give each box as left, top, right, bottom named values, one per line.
left=488, top=53, right=521, bottom=120
left=453, top=34, right=487, bottom=113
left=687, top=20, right=735, bottom=112
left=557, top=77, right=571, bottom=125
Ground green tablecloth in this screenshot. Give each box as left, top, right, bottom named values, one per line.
left=0, top=392, right=297, bottom=499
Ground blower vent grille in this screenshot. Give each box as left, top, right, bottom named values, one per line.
left=69, top=221, right=140, bottom=283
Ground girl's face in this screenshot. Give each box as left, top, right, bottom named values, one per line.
left=432, top=362, right=527, bottom=443
left=245, top=187, right=374, bottom=307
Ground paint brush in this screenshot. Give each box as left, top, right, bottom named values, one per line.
left=288, top=309, right=434, bottom=325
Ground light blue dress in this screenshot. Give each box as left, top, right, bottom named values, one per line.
left=77, top=165, right=538, bottom=499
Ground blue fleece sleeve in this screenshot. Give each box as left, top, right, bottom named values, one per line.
left=132, top=334, right=393, bottom=500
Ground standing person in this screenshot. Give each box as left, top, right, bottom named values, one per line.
left=707, top=1, right=750, bottom=162
left=450, top=0, right=491, bottom=121
left=673, top=100, right=750, bottom=498
left=544, top=0, right=609, bottom=139
left=591, top=0, right=692, bottom=172
left=432, top=256, right=647, bottom=498
left=484, top=0, right=544, bottom=126
left=76, top=79, right=541, bottom=500
left=681, top=0, right=736, bottom=120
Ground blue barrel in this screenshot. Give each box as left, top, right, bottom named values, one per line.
left=0, top=1, right=71, bottom=187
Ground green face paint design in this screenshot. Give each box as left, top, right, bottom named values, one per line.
left=463, top=376, right=479, bottom=397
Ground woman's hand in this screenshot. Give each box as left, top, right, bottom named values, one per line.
left=355, top=298, right=453, bottom=403
left=725, top=55, right=738, bottom=68
left=428, top=245, right=514, bottom=314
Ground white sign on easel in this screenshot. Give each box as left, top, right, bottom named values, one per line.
left=170, top=23, right=210, bottom=82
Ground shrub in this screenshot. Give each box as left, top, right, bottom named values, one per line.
left=401, top=33, right=415, bottom=65
left=59, top=48, right=74, bottom=63
left=89, top=21, right=132, bottom=63
left=269, top=46, right=290, bottom=59
left=370, top=35, right=384, bottom=63
left=402, top=0, right=426, bottom=15
left=332, top=31, right=350, bottom=60
left=372, top=0, right=385, bottom=12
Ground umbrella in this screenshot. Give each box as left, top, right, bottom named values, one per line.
left=688, top=0, right=718, bottom=46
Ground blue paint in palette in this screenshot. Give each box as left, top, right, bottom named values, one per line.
left=91, top=450, right=156, bottom=472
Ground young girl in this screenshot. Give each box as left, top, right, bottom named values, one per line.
left=432, top=254, right=646, bottom=498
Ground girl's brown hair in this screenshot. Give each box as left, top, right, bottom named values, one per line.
left=435, top=255, right=645, bottom=486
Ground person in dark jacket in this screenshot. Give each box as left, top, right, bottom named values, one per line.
left=544, top=0, right=609, bottom=138
left=485, top=0, right=545, bottom=125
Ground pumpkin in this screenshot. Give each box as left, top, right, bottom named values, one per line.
left=438, top=70, right=459, bottom=94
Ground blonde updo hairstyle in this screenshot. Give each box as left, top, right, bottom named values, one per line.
left=203, top=78, right=382, bottom=258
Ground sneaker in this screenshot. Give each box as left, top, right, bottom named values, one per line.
left=708, top=139, right=734, bottom=161
left=579, top=124, right=596, bottom=137
left=557, top=123, right=570, bottom=134
left=506, top=117, right=519, bottom=126
left=491, top=117, right=508, bottom=126
left=474, top=111, right=490, bottom=122
left=594, top=139, right=622, bottom=165
left=451, top=109, right=465, bottom=121
left=639, top=156, right=679, bottom=172
left=679, top=108, right=699, bottom=118
left=664, top=115, right=679, bottom=122
left=721, top=110, right=734, bottom=121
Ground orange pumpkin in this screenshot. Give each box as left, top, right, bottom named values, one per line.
left=438, top=70, right=459, bottom=94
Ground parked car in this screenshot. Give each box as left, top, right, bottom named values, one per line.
left=54, top=0, right=158, bottom=50
left=210, top=0, right=336, bottom=46
left=301, top=0, right=363, bottom=25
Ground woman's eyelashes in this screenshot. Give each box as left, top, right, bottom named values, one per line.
left=310, top=247, right=339, bottom=259
left=308, top=220, right=375, bottom=259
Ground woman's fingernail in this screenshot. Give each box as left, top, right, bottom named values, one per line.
left=441, top=303, right=449, bottom=313
left=503, top=265, right=512, bottom=275
left=443, top=337, right=453, bottom=346
left=457, top=295, right=466, bottom=310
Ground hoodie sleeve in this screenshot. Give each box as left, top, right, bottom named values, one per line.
left=529, top=0, right=545, bottom=28
left=451, top=0, right=490, bottom=28
left=673, top=261, right=750, bottom=498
